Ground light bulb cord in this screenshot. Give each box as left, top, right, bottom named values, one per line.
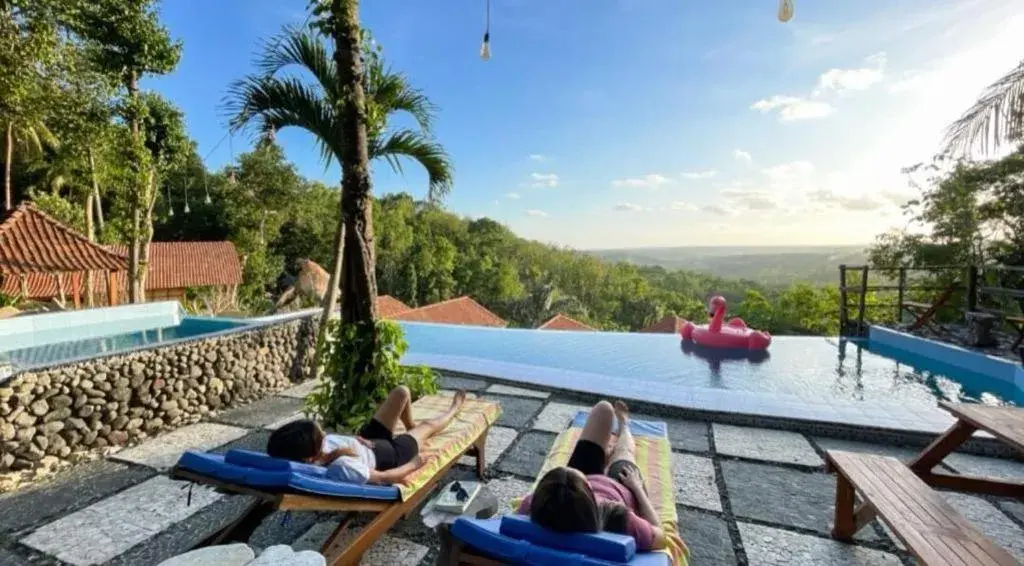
left=484, top=0, right=490, bottom=40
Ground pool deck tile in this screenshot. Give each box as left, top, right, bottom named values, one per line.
left=439, top=375, right=489, bottom=391
left=942, top=492, right=1024, bottom=562
left=738, top=522, right=902, bottom=566
left=482, top=394, right=544, bottom=429
left=484, top=384, right=550, bottom=399
left=20, top=476, right=223, bottom=566
left=677, top=507, right=738, bottom=566
left=811, top=437, right=923, bottom=463
left=482, top=476, right=534, bottom=514
left=277, top=379, right=317, bottom=399
left=531, top=402, right=590, bottom=433
left=495, top=431, right=557, bottom=479
left=943, top=451, right=1024, bottom=480
left=672, top=452, right=721, bottom=512
left=110, top=422, right=250, bottom=471
left=713, top=424, right=822, bottom=467
left=214, top=396, right=307, bottom=429
left=458, top=425, right=518, bottom=468
left=638, top=414, right=709, bottom=453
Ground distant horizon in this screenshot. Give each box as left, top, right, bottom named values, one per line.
left=585, top=243, right=870, bottom=252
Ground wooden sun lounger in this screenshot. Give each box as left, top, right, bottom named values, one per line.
left=903, top=283, right=957, bottom=332
left=171, top=425, right=488, bottom=566
left=826, top=450, right=1018, bottom=566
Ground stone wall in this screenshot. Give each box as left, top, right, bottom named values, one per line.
left=0, top=314, right=317, bottom=472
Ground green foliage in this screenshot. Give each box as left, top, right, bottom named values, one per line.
left=0, top=292, right=24, bottom=308
left=30, top=191, right=86, bottom=232
left=307, top=319, right=438, bottom=431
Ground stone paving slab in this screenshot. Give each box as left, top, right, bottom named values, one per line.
left=495, top=431, right=557, bottom=479
left=943, top=451, right=1024, bottom=480
left=291, top=520, right=341, bottom=553
left=249, top=510, right=324, bottom=553
left=483, top=475, right=534, bottom=514
left=105, top=494, right=258, bottom=566
left=483, top=394, right=544, bottom=429
left=320, top=530, right=428, bottom=565
left=714, top=424, right=822, bottom=467
left=0, top=460, right=154, bottom=535
left=439, top=375, right=488, bottom=391
left=672, top=453, right=721, bottom=512
left=484, top=384, right=550, bottom=399
left=263, top=412, right=306, bottom=431
left=639, top=415, right=709, bottom=453
left=458, top=425, right=517, bottom=468
left=111, top=422, right=250, bottom=471
left=215, top=396, right=307, bottom=429
left=738, top=522, right=902, bottom=566
left=21, top=476, right=223, bottom=566
left=677, top=507, right=737, bottom=566
left=810, top=437, right=922, bottom=462
left=721, top=460, right=879, bottom=540
left=999, top=499, right=1024, bottom=524
left=278, top=380, right=318, bottom=399
left=532, top=402, right=590, bottom=433
left=942, top=492, right=1024, bottom=561
left=215, top=429, right=273, bottom=454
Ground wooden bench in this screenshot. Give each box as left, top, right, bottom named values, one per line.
left=825, top=450, right=1018, bottom=566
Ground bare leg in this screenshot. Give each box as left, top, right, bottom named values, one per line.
left=370, top=386, right=414, bottom=432
left=608, top=400, right=636, bottom=466
left=578, top=401, right=616, bottom=459
left=407, top=391, right=466, bottom=446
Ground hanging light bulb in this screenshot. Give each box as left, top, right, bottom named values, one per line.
left=229, top=168, right=237, bottom=185
left=778, top=0, right=794, bottom=22
left=203, top=172, right=212, bottom=204
left=183, top=183, right=190, bottom=214
left=480, top=0, right=491, bottom=61
left=166, top=183, right=174, bottom=217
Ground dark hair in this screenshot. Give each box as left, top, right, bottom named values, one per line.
left=266, top=419, right=320, bottom=461
left=530, top=467, right=628, bottom=535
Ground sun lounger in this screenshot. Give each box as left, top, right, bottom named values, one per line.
left=170, top=395, right=501, bottom=566
left=447, top=411, right=689, bottom=566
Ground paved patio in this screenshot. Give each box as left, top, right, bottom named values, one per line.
left=1, top=374, right=1022, bottom=566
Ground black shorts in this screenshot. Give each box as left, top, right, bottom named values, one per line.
left=358, top=418, right=418, bottom=471
left=567, top=439, right=643, bottom=487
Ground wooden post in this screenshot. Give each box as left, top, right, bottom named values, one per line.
left=107, top=271, right=118, bottom=306
left=897, top=267, right=906, bottom=324
left=71, top=272, right=82, bottom=309
left=857, top=266, right=869, bottom=336
left=839, top=265, right=848, bottom=335
left=55, top=273, right=66, bottom=306
left=966, top=265, right=978, bottom=313
left=19, top=274, right=27, bottom=297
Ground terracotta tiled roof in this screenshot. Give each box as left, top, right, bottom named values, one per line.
left=0, top=272, right=86, bottom=299
left=108, top=241, right=243, bottom=290
left=377, top=295, right=411, bottom=317
left=537, top=313, right=594, bottom=331
left=639, top=315, right=687, bottom=334
left=0, top=203, right=127, bottom=276
left=392, top=296, right=507, bottom=328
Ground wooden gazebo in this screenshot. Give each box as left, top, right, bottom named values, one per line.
left=0, top=203, right=127, bottom=308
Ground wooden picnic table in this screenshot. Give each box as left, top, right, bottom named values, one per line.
left=908, top=401, right=1024, bottom=499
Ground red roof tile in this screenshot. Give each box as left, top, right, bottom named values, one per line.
left=377, top=295, right=411, bottom=317
left=108, top=241, right=243, bottom=290
left=537, top=313, right=594, bottom=331
left=0, top=203, right=127, bottom=276
left=639, top=315, right=687, bottom=334
left=392, top=296, right=507, bottom=328
left=0, top=272, right=86, bottom=299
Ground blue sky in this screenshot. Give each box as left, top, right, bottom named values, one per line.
left=151, top=0, right=1024, bottom=249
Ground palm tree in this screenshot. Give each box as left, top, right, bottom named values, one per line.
left=945, top=59, right=1024, bottom=156
left=4, top=119, right=57, bottom=211
left=227, top=23, right=453, bottom=349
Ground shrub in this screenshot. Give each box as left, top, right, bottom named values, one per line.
left=306, top=318, right=438, bottom=431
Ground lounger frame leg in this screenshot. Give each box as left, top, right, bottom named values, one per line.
left=473, top=430, right=487, bottom=479
left=832, top=473, right=857, bottom=541
left=908, top=420, right=976, bottom=474
left=197, top=499, right=276, bottom=547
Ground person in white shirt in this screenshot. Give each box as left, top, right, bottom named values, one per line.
left=266, top=386, right=467, bottom=485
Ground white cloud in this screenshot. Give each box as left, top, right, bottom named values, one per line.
left=751, top=96, right=835, bottom=121
left=734, top=149, right=753, bottom=163
left=670, top=201, right=699, bottom=211
left=611, top=173, right=672, bottom=189
left=491, top=200, right=500, bottom=205
left=613, top=202, right=645, bottom=212
left=525, top=209, right=549, bottom=217
left=680, top=170, right=717, bottom=179
left=720, top=188, right=779, bottom=210
left=529, top=154, right=547, bottom=162
left=504, top=192, right=521, bottom=199
left=762, top=160, right=816, bottom=183
left=702, top=204, right=733, bottom=216
left=808, top=189, right=884, bottom=211
left=814, top=52, right=887, bottom=96
left=529, top=173, right=559, bottom=188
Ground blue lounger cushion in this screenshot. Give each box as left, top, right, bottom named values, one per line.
left=451, top=517, right=670, bottom=566
left=570, top=411, right=667, bottom=438
left=499, top=514, right=635, bottom=563
left=174, top=449, right=400, bottom=500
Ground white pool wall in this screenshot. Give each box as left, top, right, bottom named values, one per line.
left=0, top=301, right=184, bottom=351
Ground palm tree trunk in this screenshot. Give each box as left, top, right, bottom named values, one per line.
left=127, top=71, right=142, bottom=304
left=331, top=0, right=379, bottom=337
left=4, top=123, right=12, bottom=212
left=138, top=167, right=157, bottom=303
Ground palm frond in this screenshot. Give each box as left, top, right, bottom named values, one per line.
left=225, top=75, right=343, bottom=167
left=944, top=59, right=1024, bottom=156
left=370, top=129, right=454, bottom=202
left=365, top=59, right=436, bottom=133
left=256, top=26, right=339, bottom=102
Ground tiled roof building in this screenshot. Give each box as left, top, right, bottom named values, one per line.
left=639, top=315, right=688, bottom=334
left=391, top=296, right=507, bottom=328
left=536, top=313, right=594, bottom=331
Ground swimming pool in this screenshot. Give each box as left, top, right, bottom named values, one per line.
left=399, top=323, right=1021, bottom=407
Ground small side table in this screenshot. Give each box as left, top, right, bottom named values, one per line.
left=422, top=485, right=498, bottom=565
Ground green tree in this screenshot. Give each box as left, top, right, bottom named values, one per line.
left=227, top=19, right=453, bottom=366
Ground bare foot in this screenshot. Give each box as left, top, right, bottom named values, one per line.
left=613, top=400, right=630, bottom=425
left=450, top=390, right=467, bottom=409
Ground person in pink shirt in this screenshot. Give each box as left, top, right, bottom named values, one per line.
left=517, top=400, right=667, bottom=551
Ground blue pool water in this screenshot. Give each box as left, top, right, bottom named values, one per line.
left=0, top=317, right=246, bottom=371
left=400, top=323, right=1021, bottom=406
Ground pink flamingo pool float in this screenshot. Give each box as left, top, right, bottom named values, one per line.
left=681, top=295, right=771, bottom=350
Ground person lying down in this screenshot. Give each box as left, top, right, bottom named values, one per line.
left=266, top=386, right=466, bottom=485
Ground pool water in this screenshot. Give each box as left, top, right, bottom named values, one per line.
left=399, top=323, right=1021, bottom=407
left=0, top=317, right=245, bottom=372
